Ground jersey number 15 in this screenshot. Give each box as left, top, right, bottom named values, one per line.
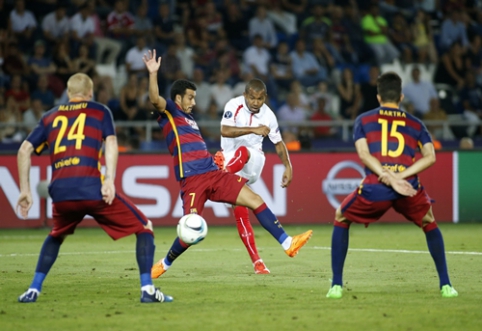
left=52, top=113, right=86, bottom=154
left=378, top=119, right=406, bottom=157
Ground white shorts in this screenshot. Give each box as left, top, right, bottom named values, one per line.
left=223, top=147, right=265, bottom=185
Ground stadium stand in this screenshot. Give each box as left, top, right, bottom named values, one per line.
left=1, top=0, right=481, bottom=152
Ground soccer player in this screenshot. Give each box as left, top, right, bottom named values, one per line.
left=326, top=72, right=458, bottom=299
left=212, top=79, right=292, bottom=274
left=142, top=50, right=312, bottom=279
left=16, top=73, right=172, bottom=303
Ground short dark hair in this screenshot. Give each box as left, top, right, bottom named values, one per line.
left=170, top=79, right=197, bottom=101
left=245, top=78, right=266, bottom=94
left=377, top=72, right=402, bottom=103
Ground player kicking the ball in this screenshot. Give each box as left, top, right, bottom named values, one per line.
left=213, top=79, right=292, bottom=274
left=142, top=50, right=312, bottom=279
left=326, top=72, right=458, bottom=299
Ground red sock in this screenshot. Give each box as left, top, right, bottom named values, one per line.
left=234, top=206, right=260, bottom=263
left=226, top=146, right=249, bottom=173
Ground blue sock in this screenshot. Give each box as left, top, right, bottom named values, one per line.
left=253, top=203, right=287, bottom=244
left=164, top=237, right=190, bottom=266
left=331, top=223, right=350, bottom=286
left=136, top=232, right=155, bottom=287
left=30, top=235, right=62, bottom=291
left=425, top=226, right=451, bottom=288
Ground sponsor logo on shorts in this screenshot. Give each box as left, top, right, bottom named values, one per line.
left=322, top=161, right=365, bottom=209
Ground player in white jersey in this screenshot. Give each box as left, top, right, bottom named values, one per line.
left=214, top=79, right=293, bottom=274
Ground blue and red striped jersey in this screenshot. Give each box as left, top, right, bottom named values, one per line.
left=26, top=101, right=115, bottom=202
left=157, top=100, right=218, bottom=181
left=353, top=106, right=432, bottom=200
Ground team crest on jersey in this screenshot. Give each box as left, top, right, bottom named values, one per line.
left=224, top=111, right=233, bottom=119
left=185, top=118, right=199, bottom=130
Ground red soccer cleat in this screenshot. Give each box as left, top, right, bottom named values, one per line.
left=214, top=151, right=225, bottom=170
left=253, top=260, right=270, bottom=274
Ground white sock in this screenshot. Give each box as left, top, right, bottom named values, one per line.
left=281, top=237, right=292, bottom=250
left=162, top=258, right=171, bottom=270
left=141, top=285, right=155, bottom=294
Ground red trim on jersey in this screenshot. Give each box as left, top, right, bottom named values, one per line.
left=249, top=113, right=254, bottom=126
left=366, top=132, right=418, bottom=149
left=172, top=150, right=213, bottom=165
left=51, top=166, right=100, bottom=180
left=233, top=104, right=243, bottom=123
left=180, top=133, right=206, bottom=144
left=51, top=145, right=99, bottom=162
left=370, top=151, right=414, bottom=166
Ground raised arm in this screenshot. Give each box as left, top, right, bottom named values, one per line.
left=274, top=140, right=293, bottom=188
left=142, top=49, right=167, bottom=112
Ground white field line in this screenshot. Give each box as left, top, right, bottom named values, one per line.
left=1, top=246, right=481, bottom=258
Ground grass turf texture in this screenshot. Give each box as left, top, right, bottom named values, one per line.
left=1, top=223, right=481, bottom=331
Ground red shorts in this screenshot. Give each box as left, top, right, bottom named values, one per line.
left=340, top=187, right=432, bottom=227
left=179, top=170, right=247, bottom=215
left=51, top=192, right=149, bottom=240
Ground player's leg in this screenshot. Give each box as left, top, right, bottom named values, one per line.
left=18, top=201, right=83, bottom=303
left=421, top=210, right=457, bottom=297
left=326, top=207, right=351, bottom=299
left=327, top=192, right=392, bottom=299
left=225, top=146, right=250, bottom=173
left=152, top=179, right=209, bottom=277
left=92, top=194, right=172, bottom=302
left=215, top=146, right=250, bottom=173
left=235, top=185, right=312, bottom=257
left=228, top=150, right=269, bottom=273
left=233, top=205, right=269, bottom=274
left=394, top=191, right=458, bottom=297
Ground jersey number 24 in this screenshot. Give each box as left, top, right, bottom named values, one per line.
left=52, top=113, right=86, bottom=154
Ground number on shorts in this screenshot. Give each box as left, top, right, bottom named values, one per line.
left=189, top=193, right=196, bottom=207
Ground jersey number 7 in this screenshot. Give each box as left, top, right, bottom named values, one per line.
left=378, top=119, right=406, bottom=157
left=52, top=113, right=87, bottom=154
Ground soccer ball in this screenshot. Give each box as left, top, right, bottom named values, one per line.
left=177, top=214, right=208, bottom=245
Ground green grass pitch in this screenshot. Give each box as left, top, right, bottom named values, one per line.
left=1, top=223, right=481, bottom=331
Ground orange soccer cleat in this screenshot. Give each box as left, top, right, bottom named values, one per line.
left=285, top=230, right=313, bottom=257
left=213, top=151, right=225, bottom=170
left=151, top=259, right=167, bottom=279
left=253, top=260, right=270, bottom=274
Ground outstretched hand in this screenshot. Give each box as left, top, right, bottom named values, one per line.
left=143, top=49, right=162, bottom=73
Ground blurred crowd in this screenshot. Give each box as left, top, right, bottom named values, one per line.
left=0, top=0, right=481, bottom=151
